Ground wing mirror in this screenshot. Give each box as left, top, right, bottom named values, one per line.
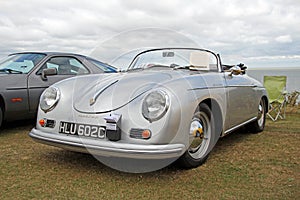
left=41, top=68, right=57, bottom=81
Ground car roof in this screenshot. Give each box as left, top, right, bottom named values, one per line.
left=8, top=52, right=117, bottom=70
left=9, top=52, right=91, bottom=59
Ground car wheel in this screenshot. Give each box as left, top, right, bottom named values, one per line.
left=0, top=106, right=3, bottom=128
left=247, top=99, right=266, bottom=133
left=178, top=103, right=215, bottom=169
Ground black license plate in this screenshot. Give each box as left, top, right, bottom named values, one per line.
left=59, top=121, right=106, bottom=139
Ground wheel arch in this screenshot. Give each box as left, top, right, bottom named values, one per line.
left=199, top=98, right=223, bottom=137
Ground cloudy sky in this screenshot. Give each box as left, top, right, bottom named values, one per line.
left=0, top=0, right=299, bottom=68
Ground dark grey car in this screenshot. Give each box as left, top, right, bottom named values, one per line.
left=0, top=52, right=116, bottom=128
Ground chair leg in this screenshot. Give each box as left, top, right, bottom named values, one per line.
left=267, top=104, right=275, bottom=121
left=267, top=101, right=287, bottom=121
left=283, top=102, right=287, bottom=119
left=267, top=112, right=276, bottom=121
left=279, top=101, right=286, bottom=120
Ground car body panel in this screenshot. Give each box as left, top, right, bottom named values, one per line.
left=27, top=72, right=74, bottom=112
left=224, top=72, right=260, bottom=128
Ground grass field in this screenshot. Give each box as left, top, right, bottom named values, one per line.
left=0, top=111, right=299, bottom=200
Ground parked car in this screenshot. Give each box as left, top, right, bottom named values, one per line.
left=29, top=48, right=268, bottom=171
left=0, top=52, right=116, bottom=128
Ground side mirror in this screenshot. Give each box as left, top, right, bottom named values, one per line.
left=41, top=68, right=57, bottom=81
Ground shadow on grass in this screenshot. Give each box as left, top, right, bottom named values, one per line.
left=0, top=119, right=35, bottom=131
left=36, top=127, right=255, bottom=175
left=40, top=147, right=183, bottom=176
left=42, top=149, right=112, bottom=171
left=212, top=126, right=258, bottom=155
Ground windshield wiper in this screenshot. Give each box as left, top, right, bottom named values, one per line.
left=173, top=65, right=203, bottom=71
left=173, top=66, right=190, bottom=70
left=127, top=65, right=170, bottom=71
left=127, top=67, right=144, bottom=72
left=127, top=63, right=180, bottom=71
left=0, top=68, right=23, bottom=74
left=147, top=64, right=171, bottom=68
left=173, top=65, right=198, bottom=70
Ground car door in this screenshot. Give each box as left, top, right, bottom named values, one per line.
left=27, top=56, right=90, bottom=113
left=2, top=74, right=32, bottom=121
left=224, top=71, right=258, bottom=129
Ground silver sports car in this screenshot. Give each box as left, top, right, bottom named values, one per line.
left=29, top=48, right=268, bottom=172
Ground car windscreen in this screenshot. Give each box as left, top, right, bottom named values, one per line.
left=127, top=49, right=218, bottom=72
left=88, top=59, right=117, bottom=73
left=0, top=53, right=46, bottom=74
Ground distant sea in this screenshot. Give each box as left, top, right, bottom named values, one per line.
left=247, top=68, right=300, bottom=92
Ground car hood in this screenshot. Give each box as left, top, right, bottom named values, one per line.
left=73, top=71, right=175, bottom=113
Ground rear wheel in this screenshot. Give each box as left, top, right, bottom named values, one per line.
left=248, top=99, right=266, bottom=133
left=178, top=103, right=215, bottom=169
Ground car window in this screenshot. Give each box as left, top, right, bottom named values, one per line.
left=88, top=59, right=116, bottom=73
left=37, top=57, right=89, bottom=75
left=0, top=53, right=46, bottom=74
left=128, top=49, right=219, bottom=72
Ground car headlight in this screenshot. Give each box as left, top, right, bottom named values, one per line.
left=142, top=90, right=169, bottom=122
left=40, top=87, right=60, bottom=113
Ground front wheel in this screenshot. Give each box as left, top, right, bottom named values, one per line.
left=178, top=103, right=215, bottom=169
left=0, top=106, right=3, bottom=129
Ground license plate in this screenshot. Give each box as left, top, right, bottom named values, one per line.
left=59, top=121, right=106, bottom=139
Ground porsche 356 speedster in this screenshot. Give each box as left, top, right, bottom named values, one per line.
left=29, top=48, right=268, bottom=171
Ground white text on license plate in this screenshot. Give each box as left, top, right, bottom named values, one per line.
left=59, top=121, right=105, bottom=139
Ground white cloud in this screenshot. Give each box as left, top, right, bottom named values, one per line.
left=275, top=35, right=293, bottom=43
left=0, top=0, right=299, bottom=67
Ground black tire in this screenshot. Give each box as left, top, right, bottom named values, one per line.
left=0, top=106, right=3, bottom=129
left=178, top=103, right=215, bottom=169
left=247, top=99, right=266, bottom=133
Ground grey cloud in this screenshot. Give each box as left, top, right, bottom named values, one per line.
left=0, top=0, right=299, bottom=68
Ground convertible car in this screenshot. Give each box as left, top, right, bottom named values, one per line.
left=0, top=52, right=116, bottom=128
left=29, top=48, right=268, bottom=172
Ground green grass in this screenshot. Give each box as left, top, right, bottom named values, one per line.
left=0, top=113, right=299, bottom=200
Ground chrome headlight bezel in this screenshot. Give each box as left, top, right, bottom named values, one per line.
left=40, top=86, right=60, bottom=113
left=142, top=90, right=170, bottom=122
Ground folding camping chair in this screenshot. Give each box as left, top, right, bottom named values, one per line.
left=264, top=76, right=288, bottom=121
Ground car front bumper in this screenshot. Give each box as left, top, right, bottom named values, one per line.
left=29, top=128, right=186, bottom=159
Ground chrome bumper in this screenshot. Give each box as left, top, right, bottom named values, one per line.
left=29, top=128, right=185, bottom=159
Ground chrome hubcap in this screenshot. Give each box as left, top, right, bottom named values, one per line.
left=189, top=120, right=204, bottom=152
left=257, top=101, right=264, bottom=127
left=188, top=111, right=211, bottom=159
